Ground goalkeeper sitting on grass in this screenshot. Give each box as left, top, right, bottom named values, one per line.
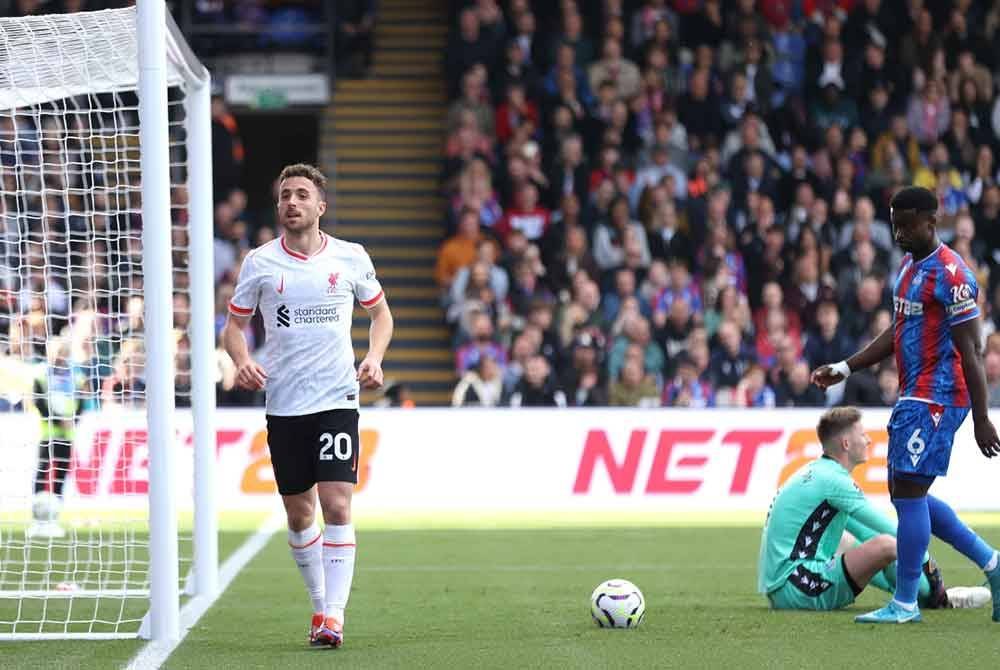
left=758, top=406, right=989, bottom=611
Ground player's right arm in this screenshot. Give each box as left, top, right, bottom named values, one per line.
left=222, top=252, right=267, bottom=391
left=222, top=314, right=267, bottom=391
left=811, top=324, right=894, bottom=389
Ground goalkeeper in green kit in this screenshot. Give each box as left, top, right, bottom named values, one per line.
left=29, top=338, right=87, bottom=539
left=758, top=407, right=989, bottom=611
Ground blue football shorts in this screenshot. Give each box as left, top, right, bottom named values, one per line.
left=887, top=399, right=969, bottom=479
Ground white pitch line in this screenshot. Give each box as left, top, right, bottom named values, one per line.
left=125, top=512, right=283, bottom=670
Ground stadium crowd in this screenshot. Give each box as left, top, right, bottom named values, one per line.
left=0, top=0, right=364, bottom=412
left=440, top=0, right=1000, bottom=408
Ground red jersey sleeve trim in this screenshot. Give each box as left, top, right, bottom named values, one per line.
left=360, top=290, right=384, bottom=308
left=229, top=302, right=254, bottom=315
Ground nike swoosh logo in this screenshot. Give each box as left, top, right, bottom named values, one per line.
left=278, top=275, right=285, bottom=294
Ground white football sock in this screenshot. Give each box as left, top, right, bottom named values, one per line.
left=288, top=527, right=324, bottom=613
left=322, top=524, right=356, bottom=622
left=984, top=551, right=999, bottom=573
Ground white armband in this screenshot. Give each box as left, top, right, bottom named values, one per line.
left=830, top=360, right=852, bottom=379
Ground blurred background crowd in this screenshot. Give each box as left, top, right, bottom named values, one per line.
left=0, top=1, right=354, bottom=412
left=7, top=1, right=1000, bottom=413
left=439, top=0, right=1000, bottom=408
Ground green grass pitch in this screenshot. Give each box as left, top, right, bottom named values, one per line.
left=4, top=523, right=1000, bottom=669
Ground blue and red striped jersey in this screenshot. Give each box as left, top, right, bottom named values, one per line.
left=892, top=244, right=979, bottom=407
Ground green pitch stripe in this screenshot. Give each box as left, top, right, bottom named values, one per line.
left=346, top=509, right=1000, bottom=530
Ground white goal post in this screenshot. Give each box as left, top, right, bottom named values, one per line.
left=0, top=1, right=216, bottom=642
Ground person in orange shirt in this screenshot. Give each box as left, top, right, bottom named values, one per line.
left=435, top=207, right=483, bottom=290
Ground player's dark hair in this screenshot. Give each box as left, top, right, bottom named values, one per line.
left=278, top=163, right=327, bottom=201
left=890, top=186, right=937, bottom=215
left=817, top=407, right=862, bottom=449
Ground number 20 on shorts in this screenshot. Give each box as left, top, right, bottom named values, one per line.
left=319, top=432, right=353, bottom=461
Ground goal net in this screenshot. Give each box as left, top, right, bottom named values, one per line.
left=0, top=6, right=211, bottom=639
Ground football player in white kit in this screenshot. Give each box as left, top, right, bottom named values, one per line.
left=222, top=163, right=393, bottom=648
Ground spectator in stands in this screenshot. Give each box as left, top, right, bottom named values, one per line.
left=547, top=133, right=588, bottom=209
left=632, top=143, right=687, bottom=204
left=448, top=67, right=495, bottom=137
left=841, top=360, right=897, bottom=407
left=507, top=354, right=566, bottom=407
left=592, top=195, right=651, bottom=274
left=803, top=300, right=854, bottom=370
left=986, top=351, right=1000, bottom=407
left=443, top=115, right=495, bottom=190
left=475, top=0, right=506, bottom=58
left=783, top=251, right=827, bottom=327
left=493, top=36, right=539, bottom=101
left=703, top=286, right=753, bottom=339
left=449, top=158, right=503, bottom=232
left=525, top=299, right=560, bottom=362
left=447, top=261, right=507, bottom=337
left=588, top=37, right=640, bottom=100
left=607, top=313, right=664, bottom=381
left=907, top=78, right=950, bottom=148
left=604, top=267, right=647, bottom=324
left=776, top=360, right=826, bottom=407
left=708, top=319, right=754, bottom=391
left=510, top=8, right=540, bottom=71
left=495, top=80, right=539, bottom=146
left=652, top=258, right=700, bottom=325
left=735, top=362, right=776, bottom=407
left=102, top=338, right=145, bottom=406
left=841, top=275, right=886, bottom=342
left=455, top=312, right=507, bottom=375
left=662, top=351, right=714, bottom=407
left=546, top=222, right=598, bottom=296
left=335, top=0, right=377, bottom=78
left=446, top=7, right=494, bottom=96
left=631, top=1, right=677, bottom=54
left=561, top=330, right=608, bottom=406
left=752, top=281, right=801, bottom=341
left=609, top=355, right=659, bottom=407
left=451, top=351, right=504, bottom=407
left=811, top=73, right=858, bottom=133
left=449, top=238, right=508, bottom=305
left=552, top=8, right=594, bottom=68
left=436, top=207, right=483, bottom=290
left=501, top=328, right=534, bottom=391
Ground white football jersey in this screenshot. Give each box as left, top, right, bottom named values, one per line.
left=229, top=233, right=384, bottom=416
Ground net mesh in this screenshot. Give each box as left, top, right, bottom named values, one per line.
left=0, top=8, right=196, bottom=636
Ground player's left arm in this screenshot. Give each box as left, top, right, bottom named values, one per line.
left=354, top=247, right=393, bottom=390
left=829, top=474, right=897, bottom=537
left=940, top=263, right=1000, bottom=457
left=358, top=296, right=393, bottom=390
left=952, top=317, right=1000, bottom=457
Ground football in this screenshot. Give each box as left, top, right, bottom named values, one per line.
left=590, top=579, right=645, bottom=629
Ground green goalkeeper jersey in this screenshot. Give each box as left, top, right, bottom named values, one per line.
left=757, top=457, right=897, bottom=594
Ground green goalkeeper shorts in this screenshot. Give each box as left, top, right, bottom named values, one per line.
left=767, top=555, right=860, bottom=611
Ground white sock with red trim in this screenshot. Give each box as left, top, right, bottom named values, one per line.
left=322, top=524, right=356, bottom=623
left=288, top=526, right=324, bottom=613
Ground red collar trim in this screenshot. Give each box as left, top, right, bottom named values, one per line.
left=280, top=233, right=327, bottom=261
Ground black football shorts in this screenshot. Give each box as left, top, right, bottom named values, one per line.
left=265, top=409, right=360, bottom=495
